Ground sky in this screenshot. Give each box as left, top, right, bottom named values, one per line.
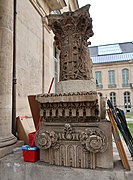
left=78, top=0, right=133, bottom=46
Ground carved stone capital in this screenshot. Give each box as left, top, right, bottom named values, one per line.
left=36, top=125, right=108, bottom=155
left=48, top=5, right=94, bottom=81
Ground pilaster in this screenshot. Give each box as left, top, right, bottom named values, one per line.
left=0, top=0, right=17, bottom=151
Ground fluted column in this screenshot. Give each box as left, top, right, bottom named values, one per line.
left=0, top=0, right=17, bottom=148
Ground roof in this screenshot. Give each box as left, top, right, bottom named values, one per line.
left=89, top=42, right=133, bottom=64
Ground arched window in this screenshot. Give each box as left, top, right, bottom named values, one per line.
left=124, top=91, right=131, bottom=112
left=53, top=44, right=59, bottom=88
left=110, top=92, right=116, bottom=107
left=122, top=68, right=129, bottom=86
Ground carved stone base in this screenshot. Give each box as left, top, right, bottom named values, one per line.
left=56, top=80, right=96, bottom=93
left=0, top=140, right=23, bottom=158
left=36, top=121, right=113, bottom=169
left=36, top=92, right=113, bottom=169
left=0, top=134, right=17, bottom=148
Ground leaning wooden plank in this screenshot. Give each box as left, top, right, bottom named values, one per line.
left=28, top=95, right=40, bottom=129
left=107, top=109, right=130, bottom=171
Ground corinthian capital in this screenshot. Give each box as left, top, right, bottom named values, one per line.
left=48, top=5, right=94, bottom=81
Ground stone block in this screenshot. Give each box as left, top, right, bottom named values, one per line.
left=0, top=141, right=23, bottom=158
left=125, top=171, right=133, bottom=180
left=36, top=120, right=113, bottom=169
left=56, top=80, right=96, bottom=93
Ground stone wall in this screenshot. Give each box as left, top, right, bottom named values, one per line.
left=15, top=0, right=79, bottom=116
left=16, top=0, right=55, bottom=116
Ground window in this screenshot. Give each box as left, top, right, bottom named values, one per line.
left=122, top=68, right=129, bottom=87
left=124, top=91, right=131, bottom=112
left=108, top=70, right=116, bottom=88
left=98, top=92, right=103, bottom=97
left=52, top=10, right=61, bottom=14
left=95, top=71, right=103, bottom=88
left=110, top=92, right=116, bottom=107
left=53, top=46, right=59, bottom=90
left=54, top=57, right=58, bottom=83
left=98, top=44, right=122, bottom=56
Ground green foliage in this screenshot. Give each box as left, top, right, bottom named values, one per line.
left=125, top=114, right=133, bottom=118
left=127, top=123, right=133, bottom=135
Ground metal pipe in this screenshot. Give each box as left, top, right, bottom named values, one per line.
left=12, top=0, right=17, bottom=136
left=42, top=20, right=45, bottom=93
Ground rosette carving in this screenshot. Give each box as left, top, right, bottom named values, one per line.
left=35, top=129, right=58, bottom=149
left=79, top=128, right=108, bottom=153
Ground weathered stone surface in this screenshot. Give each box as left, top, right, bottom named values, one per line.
left=125, top=171, right=133, bottom=180
left=0, top=141, right=23, bottom=158
left=0, top=0, right=17, bottom=148
left=36, top=92, right=99, bottom=123
left=56, top=80, right=96, bottom=93
left=36, top=121, right=113, bottom=169
left=35, top=5, right=113, bottom=170
left=16, top=0, right=43, bottom=116
left=0, top=149, right=133, bottom=180
left=48, top=5, right=94, bottom=81
left=37, top=91, right=98, bottom=103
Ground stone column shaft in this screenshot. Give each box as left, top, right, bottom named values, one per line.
left=0, top=0, right=17, bottom=148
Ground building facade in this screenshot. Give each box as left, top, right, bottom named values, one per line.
left=16, top=0, right=79, bottom=116
left=0, top=0, right=79, bottom=155
left=90, top=42, right=133, bottom=113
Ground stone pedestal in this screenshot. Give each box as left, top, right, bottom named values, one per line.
left=39, top=121, right=113, bottom=169
left=36, top=92, right=113, bottom=169
left=0, top=0, right=17, bottom=150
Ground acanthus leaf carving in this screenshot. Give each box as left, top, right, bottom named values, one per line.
left=64, top=123, right=73, bottom=140
left=36, top=126, right=108, bottom=154
left=48, top=5, right=94, bottom=81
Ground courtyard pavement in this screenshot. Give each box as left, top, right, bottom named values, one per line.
left=0, top=116, right=133, bottom=180
left=0, top=140, right=133, bottom=180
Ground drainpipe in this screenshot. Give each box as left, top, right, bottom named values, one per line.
left=42, top=15, right=47, bottom=93
left=12, top=0, right=17, bottom=136
left=42, top=20, right=45, bottom=93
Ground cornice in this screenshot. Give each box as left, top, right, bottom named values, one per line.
left=93, top=60, right=133, bottom=67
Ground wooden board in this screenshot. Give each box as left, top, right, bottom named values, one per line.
left=28, top=95, right=40, bottom=129
left=107, top=109, right=130, bottom=171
